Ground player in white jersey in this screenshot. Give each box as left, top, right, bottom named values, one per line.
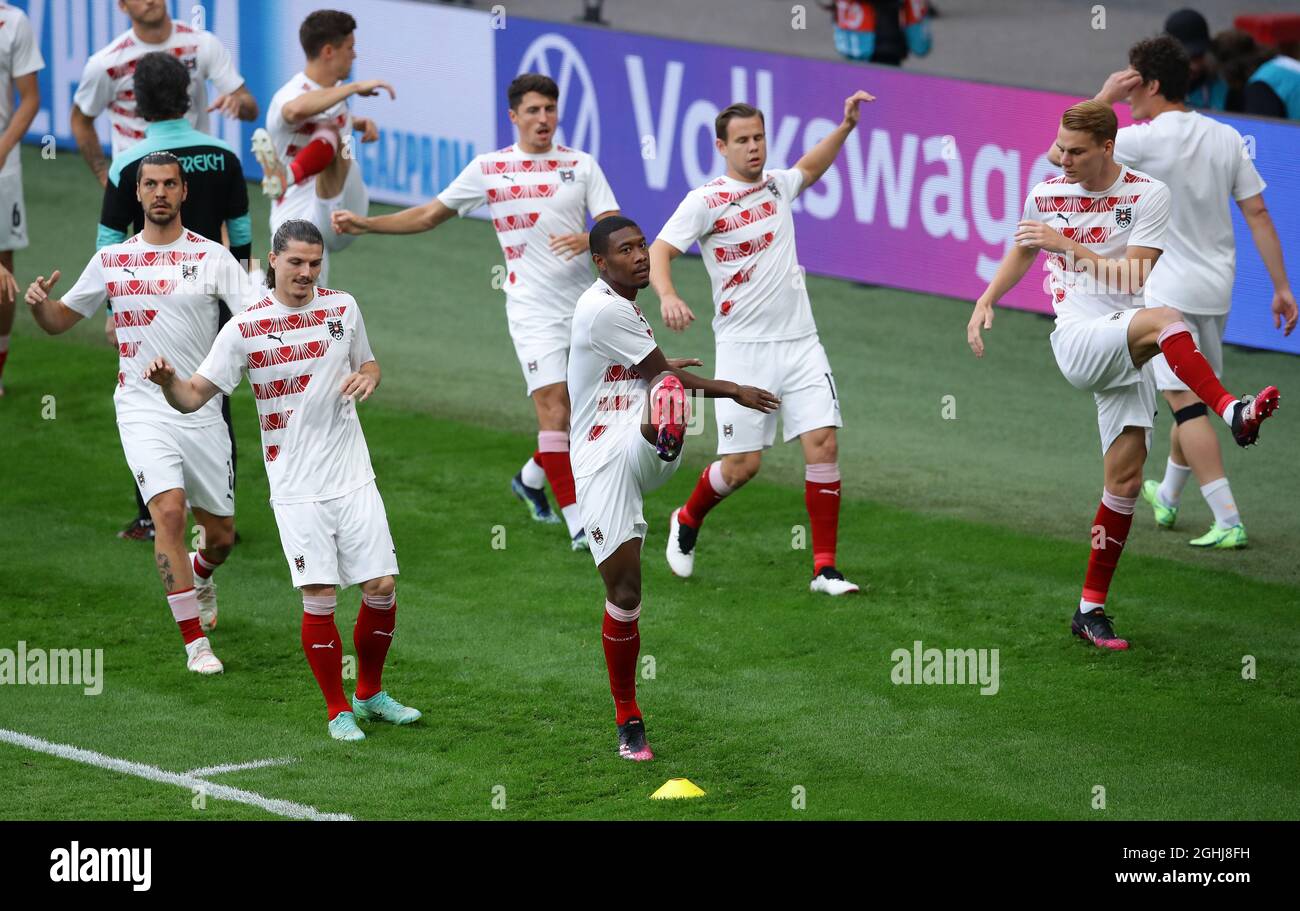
left=573, top=216, right=778, bottom=760
left=332, top=73, right=620, bottom=551
left=1072, top=37, right=1297, bottom=550
left=251, top=10, right=392, bottom=287
left=651, top=92, right=874, bottom=597
left=969, top=101, right=1281, bottom=652
left=0, top=3, right=42, bottom=397
left=25, top=153, right=250, bottom=675
left=71, top=0, right=257, bottom=187
left=146, top=219, right=420, bottom=743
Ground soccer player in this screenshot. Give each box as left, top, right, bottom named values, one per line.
left=332, top=73, right=619, bottom=551
left=146, top=219, right=420, bottom=743
left=251, top=9, right=392, bottom=286
left=71, top=0, right=257, bottom=187
left=1072, top=37, right=1296, bottom=548
left=969, top=100, right=1281, bottom=651
left=99, top=52, right=255, bottom=543
left=572, top=216, right=778, bottom=760
left=25, top=152, right=249, bottom=673
left=0, top=2, right=43, bottom=397
left=651, top=91, right=874, bottom=596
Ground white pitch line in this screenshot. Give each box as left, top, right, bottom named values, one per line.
left=185, top=757, right=297, bottom=778
left=0, top=728, right=351, bottom=822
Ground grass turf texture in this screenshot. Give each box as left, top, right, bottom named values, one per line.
left=0, top=147, right=1297, bottom=819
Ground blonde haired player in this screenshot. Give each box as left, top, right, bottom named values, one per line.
left=970, top=100, right=1280, bottom=651
left=146, top=219, right=420, bottom=742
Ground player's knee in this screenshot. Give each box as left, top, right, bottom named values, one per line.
left=149, top=498, right=187, bottom=539
left=1152, top=306, right=1183, bottom=328
left=607, top=580, right=641, bottom=612
left=362, top=576, right=395, bottom=599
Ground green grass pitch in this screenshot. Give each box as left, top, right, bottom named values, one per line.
left=1, top=147, right=1297, bottom=820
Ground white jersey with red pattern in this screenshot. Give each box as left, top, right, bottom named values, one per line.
left=0, top=4, right=44, bottom=179
left=656, top=167, right=817, bottom=343
left=1023, top=165, right=1171, bottom=323
left=73, top=21, right=243, bottom=156
left=437, top=144, right=618, bottom=312
left=196, top=287, right=378, bottom=505
left=266, top=72, right=354, bottom=215
left=61, top=231, right=245, bottom=426
left=567, top=279, right=658, bottom=479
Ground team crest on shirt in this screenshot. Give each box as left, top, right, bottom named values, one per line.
left=181, top=263, right=199, bottom=282
left=590, top=527, right=604, bottom=546
left=559, top=169, right=575, bottom=183
left=527, top=360, right=538, bottom=373
left=723, top=423, right=734, bottom=439
left=766, top=177, right=780, bottom=199
left=1114, top=206, right=1133, bottom=229
left=136, top=469, right=145, bottom=485
left=294, top=555, right=306, bottom=574
left=328, top=318, right=344, bottom=340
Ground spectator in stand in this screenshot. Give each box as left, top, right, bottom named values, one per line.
left=1165, top=8, right=1229, bottom=110
left=1210, top=29, right=1300, bottom=120
left=826, top=0, right=931, bottom=67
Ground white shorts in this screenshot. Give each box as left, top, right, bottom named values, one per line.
left=0, top=171, right=30, bottom=252
left=1150, top=312, right=1227, bottom=392
left=119, top=419, right=234, bottom=516
left=270, top=159, right=369, bottom=284
left=506, top=297, right=571, bottom=395
left=575, top=430, right=681, bottom=566
left=271, top=480, right=399, bottom=589
left=1050, top=310, right=1156, bottom=454
left=713, top=334, right=843, bottom=454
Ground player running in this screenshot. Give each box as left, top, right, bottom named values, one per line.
left=969, top=100, right=1281, bottom=651
left=651, top=92, right=874, bottom=596
left=573, top=216, right=778, bottom=760
left=25, top=152, right=249, bottom=674
left=251, top=9, right=392, bottom=286
left=333, top=73, right=619, bottom=552
left=71, top=0, right=257, bottom=187
left=147, top=219, right=420, bottom=742
left=0, top=2, right=43, bottom=397
left=1069, top=37, right=1296, bottom=549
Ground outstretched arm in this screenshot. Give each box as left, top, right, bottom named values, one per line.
left=635, top=346, right=780, bottom=411
left=1238, top=193, right=1297, bottom=336
left=281, top=80, right=395, bottom=125
left=794, top=90, right=875, bottom=191
left=144, top=357, right=224, bottom=414
left=332, top=199, right=456, bottom=236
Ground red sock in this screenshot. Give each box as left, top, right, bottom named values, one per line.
left=1081, top=490, right=1136, bottom=607
left=1158, top=323, right=1235, bottom=417
left=289, top=136, right=336, bottom=184
left=602, top=602, right=641, bottom=725
left=353, top=593, right=396, bottom=700
left=192, top=550, right=219, bottom=580
left=537, top=430, right=576, bottom=508
left=680, top=460, right=732, bottom=528
left=805, top=463, right=841, bottom=574
left=167, top=588, right=204, bottom=644
left=0, top=336, right=9, bottom=379
left=301, top=609, right=350, bottom=719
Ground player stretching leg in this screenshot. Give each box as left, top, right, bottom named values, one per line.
left=26, top=153, right=247, bottom=672
left=1068, top=37, right=1297, bottom=548
left=571, top=216, right=778, bottom=760
left=652, top=91, right=874, bottom=595
left=969, top=101, right=1280, bottom=651
left=252, top=10, right=392, bottom=286
left=333, top=74, right=620, bottom=551
left=148, top=220, right=419, bottom=741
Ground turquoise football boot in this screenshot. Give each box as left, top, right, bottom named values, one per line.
left=352, top=691, right=422, bottom=725
left=328, top=710, right=366, bottom=742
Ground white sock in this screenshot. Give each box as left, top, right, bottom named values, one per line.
left=1079, top=599, right=1104, bottom=614
left=1199, top=477, right=1241, bottom=529
left=561, top=503, right=582, bottom=537
left=1219, top=400, right=1239, bottom=426
left=1157, top=458, right=1191, bottom=508
left=520, top=455, right=546, bottom=489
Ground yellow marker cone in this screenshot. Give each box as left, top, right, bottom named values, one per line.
left=650, top=778, right=706, bottom=800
